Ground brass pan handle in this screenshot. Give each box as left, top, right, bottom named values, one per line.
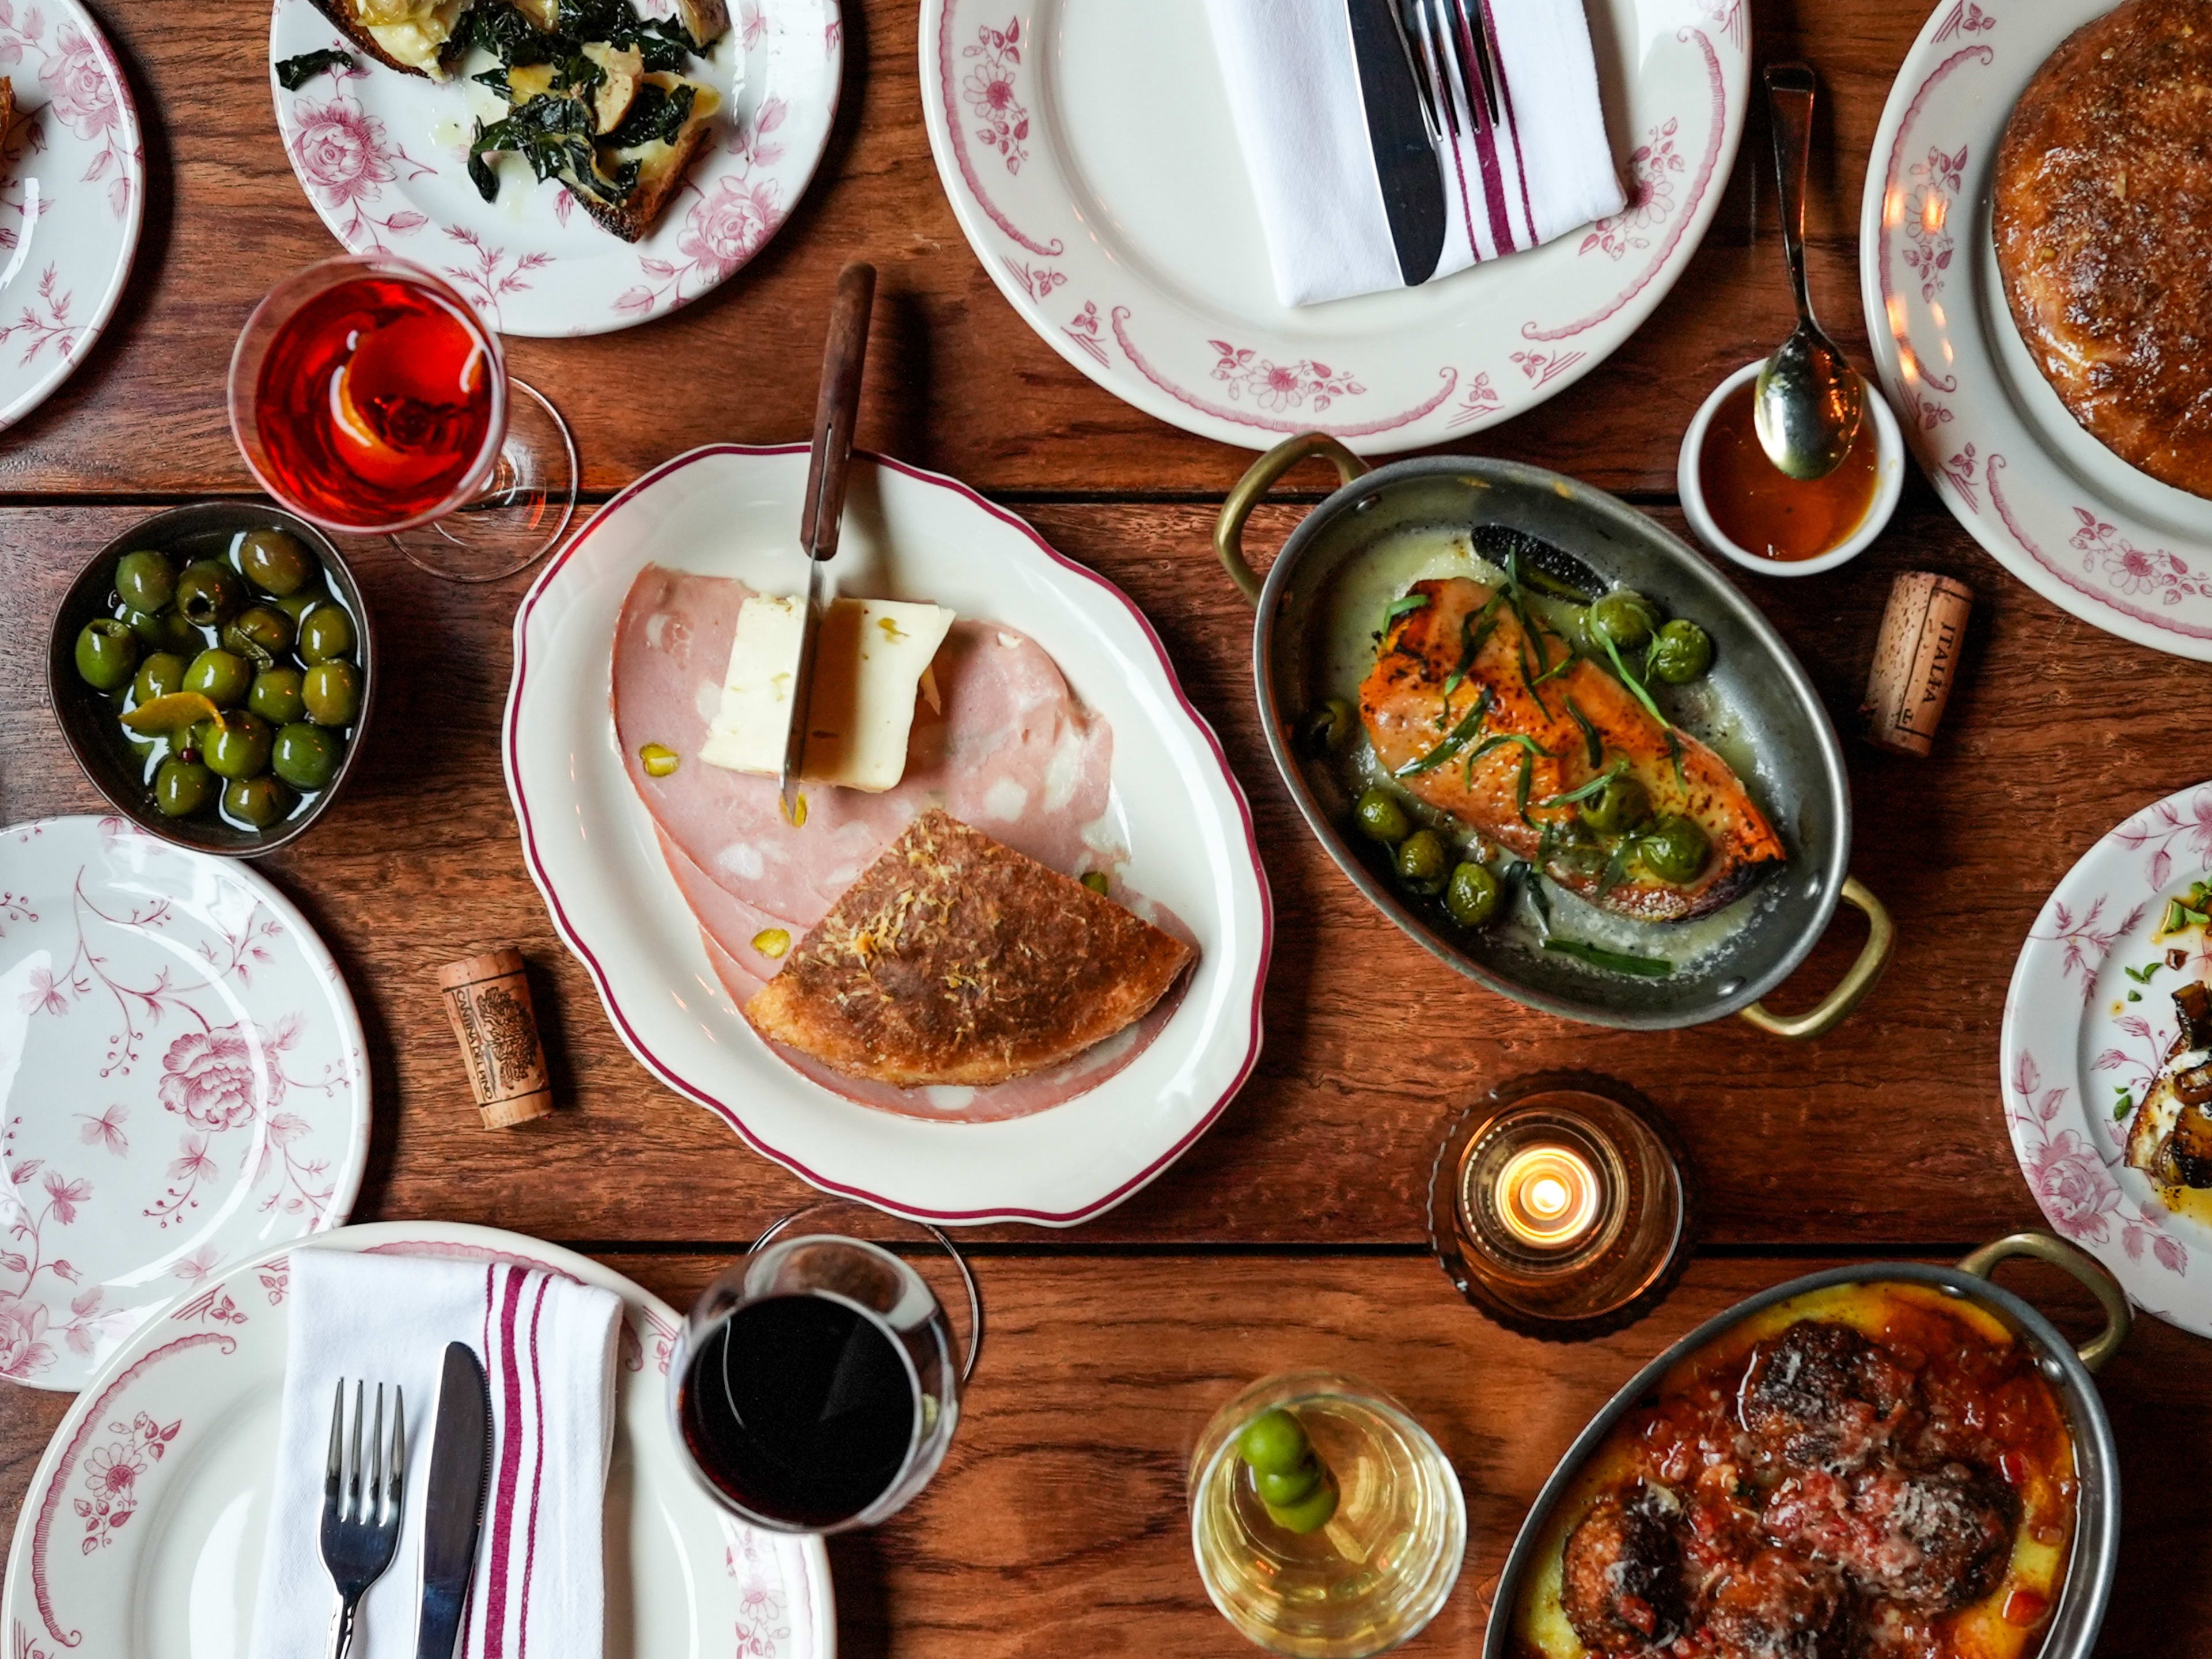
left=1737, top=877, right=1895, bottom=1040
left=1215, top=432, right=1370, bottom=605
left=1957, top=1230, right=2131, bottom=1375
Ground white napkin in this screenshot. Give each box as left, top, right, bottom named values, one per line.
left=1202, top=0, right=1627, bottom=305
left=248, top=1249, right=624, bottom=1659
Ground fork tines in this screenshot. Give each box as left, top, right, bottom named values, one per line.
left=324, top=1377, right=406, bottom=1528
left=1403, top=0, right=1503, bottom=139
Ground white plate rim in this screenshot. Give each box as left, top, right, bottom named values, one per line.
left=2000, top=779, right=2212, bottom=1337
left=0, top=814, right=373, bottom=1393
left=0, top=1218, right=835, bottom=1659
left=916, top=0, right=1751, bottom=456
left=502, top=441, right=1273, bottom=1226
left=1858, top=0, right=2212, bottom=663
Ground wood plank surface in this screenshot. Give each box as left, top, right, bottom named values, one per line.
left=2, top=1253, right=2203, bottom=1656
left=0, top=0, right=1903, bottom=498
left=2, top=490, right=2203, bottom=1248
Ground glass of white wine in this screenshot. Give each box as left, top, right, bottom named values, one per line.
left=1189, top=1371, right=1466, bottom=1658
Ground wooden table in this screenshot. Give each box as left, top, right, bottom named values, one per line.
left=3, top=2, right=2208, bottom=1653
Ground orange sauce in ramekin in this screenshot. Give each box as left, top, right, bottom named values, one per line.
left=1698, top=378, right=1880, bottom=562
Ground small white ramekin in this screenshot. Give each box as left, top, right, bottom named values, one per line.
left=1677, top=358, right=1905, bottom=578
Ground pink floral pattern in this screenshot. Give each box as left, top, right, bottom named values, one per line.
left=1931, top=0, right=1997, bottom=41
left=2008, top=1052, right=2185, bottom=1275
left=729, top=1533, right=793, bottom=1657
left=285, top=70, right=432, bottom=252
left=2029, top=894, right=2146, bottom=1007
left=1064, top=298, right=1105, bottom=366
left=1446, top=371, right=1501, bottom=430
left=1207, top=342, right=1365, bottom=414
left=1580, top=118, right=1682, bottom=261
left=616, top=99, right=791, bottom=316
left=960, top=18, right=1029, bottom=175
left=1900, top=145, right=1964, bottom=303
left=0, top=264, right=81, bottom=366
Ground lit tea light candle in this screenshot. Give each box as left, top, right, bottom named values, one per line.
left=1494, top=1143, right=1601, bottom=1249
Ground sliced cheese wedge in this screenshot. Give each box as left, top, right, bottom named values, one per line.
left=699, top=595, right=956, bottom=792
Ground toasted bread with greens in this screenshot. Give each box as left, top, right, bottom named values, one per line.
left=305, top=0, right=471, bottom=76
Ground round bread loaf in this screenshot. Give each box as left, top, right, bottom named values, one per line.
left=1993, top=0, right=2212, bottom=499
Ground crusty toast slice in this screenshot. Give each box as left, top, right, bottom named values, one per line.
left=569, top=73, right=720, bottom=243
left=305, top=0, right=469, bottom=77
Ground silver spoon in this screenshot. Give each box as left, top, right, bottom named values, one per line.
left=1754, top=61, right=1863, bottom=480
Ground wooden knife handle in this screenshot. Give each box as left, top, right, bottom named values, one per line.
left=800, top=260, right=877, bottom=562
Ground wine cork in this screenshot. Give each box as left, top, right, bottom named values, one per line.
left=437, top=949, right=554, bottom=1127
left=1862, top=571, right=1972, bottom=757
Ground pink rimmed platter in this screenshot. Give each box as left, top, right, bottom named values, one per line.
left=1861, top=0, right=2212, bottom=662
left=0, top=816, right=369, bottom=1393
left=268, top=0, right=840, bottom=337
left=0, top=1221, right=834, bottom=1659
left=918, top=0, right=1748, bottom=455
left=2001, top=782, right=2212, bottom=1338
left=0, top=0, right=143, bottom=431
left=504, top=444, right=1271, bottom=1226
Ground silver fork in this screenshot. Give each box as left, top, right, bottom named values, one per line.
left=320, top=1379, right=406, bottom=1659
left=1404, top=0, right=1503, bottom=138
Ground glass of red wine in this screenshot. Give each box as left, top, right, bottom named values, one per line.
left=670, top=1200, right=982, bottom=1534
left=228, top=253, right=578, bottom=584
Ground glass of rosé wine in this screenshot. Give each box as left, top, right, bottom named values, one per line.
left=228, top=253, right=578, bottom=583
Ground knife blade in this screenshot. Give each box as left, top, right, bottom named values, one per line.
left=414, top=1342, right=491, bottom=1659
left=1344, top=0, right=1448, bottom=287
left=779, top=261, right=878, bottom=820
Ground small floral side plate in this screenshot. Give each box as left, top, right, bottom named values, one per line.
left=0, top=817, right=370, bottom=1390
left=0, top=0, right=144, bottom=431
left=2001, top=781, right=2212, bottom=1337
left=267, top=0, right=840, bottom=338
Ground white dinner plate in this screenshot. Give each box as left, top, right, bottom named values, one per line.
left=0, top=0, right=143, bottom=431
left=0, top=817, right=369, bottom=1392
left=0, top=1221, right=833, bottom=1659
left=1861, top=0, right=2212, bottom=662
left=2001, top=781, right=2212, bottom=1338
left=918, top=0, right=1747, bottom=454
left=505, top=444, right=1271, bottom=1226
left=268, top=0, right=840, bottom=336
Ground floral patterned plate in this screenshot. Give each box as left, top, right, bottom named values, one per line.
left=0, top=817, right=369, bottom=1391
left=918, top=0, right=1747, bottom=454
left=1861, top=0, right=2212, bottom=662
left=267, top=0, right=840, bottom=337
left=2000, top=781, right=2212, bottom=1337
left=0, top=1221, right=834, bottom=1659
left=0, top=0, right=143, bottom=432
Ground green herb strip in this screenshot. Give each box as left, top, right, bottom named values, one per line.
left=2163, top=899, right=2212, bottom=935
left=1384, top=592, right=1430, bottom=637
left=1538, top=760, right=1628, bottom=810
left=1565, top=697, right=1603, bottom=769
left=1601, top=632, right=1668, bottom=726
left=1594, top=837, right=1637, bottom=899
left=1441, top=597, right=1502, bottom=700
left=2125, top=961, right=2164, bottom=985
left=1395, top=690, right=1492, bottom=778
left=276, top=47, right=354, bottom=89
left=1543, top=937, right=1673, bottom=978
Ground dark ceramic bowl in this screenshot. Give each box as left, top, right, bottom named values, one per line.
left=47, top=502, right=375, bottom=858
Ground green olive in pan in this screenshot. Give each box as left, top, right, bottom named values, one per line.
left=73, top=619, right=141, bottom=692
left=248, top=667, right=307, bottom=725
left=183, top=648, right=252, bottom=709
left=1647, top=619, right=1714, bottom=685
left=1639, top=815, right=1711, bottom=885
left=1298, top=698, right=1358, bottom=757
left=236, top=528, right=316, bottom=597
left=274, top=587, right=327, bottom=628
left=1354, top=787, right=1411, bottom=846
left=272, top=722, right=343, bottom=791
left=132, top=651, right=188, bottom=706
left=223, top=604, right=297, bottom=666
left=1445, top=862, right=1501, bottom=928
left=301, top=660, right=362, bottom=727
left=1581, top=772, right=1652, bottom=837
left=1589, top=589, right=1659, bottom=654
left=153, top=757, right=217, bottom=819
left=113, top=548, right=177, bottom=613
left=176, top=559, right=246, bottom=630
left=126, top=606, right=200, bottom=654
left=222, top=774, right=296, bottom=830
left=202, top=711, right=274, bottom=781
left=297, top=602, right=355, bottom=665
left=1395, top=830, right=1449, bottom=895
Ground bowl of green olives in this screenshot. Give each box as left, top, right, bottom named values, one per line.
left=47, top=502, right=373, bottom=856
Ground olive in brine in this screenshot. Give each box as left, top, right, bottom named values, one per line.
left=223, top=604, right=296, bottom=665
left=74, top=618, right=140, bottom=691
left=272, top=722, right=342, bottom=791
left=236, top=528, right=316, bottom=596
left=1354, top=786, right=1411, bottom=846
left=274, top=587, right=327, bottom=628
left=183, top=647, right=252, bottom=709
left=202, top=710, right=274, bottom=781
left=1582, top=772, right=1651, bottom=836
left=126, top=606, right=199, bottom=654
left=301, top=659, right=361, bottom=727
left=176, top=559, right=246, bottom=629
left=297, top=602, right=355, bottom=665
left=1395, top=829, right=1449, bottom=895
left=248, top=667, right=306, bottom=725
left=222, top=774, right=296, bottom=830
left=132, top=651, right=187, bottom=705
left=1647, top=619, right=1713, bottom=685
left=114, top=548, right=176, bottom=613
left=1298, top=698, right=1358, bottom=757
left=153, top=757, right=217, bottom=818
left=1445, top=862, right=1501, bottom=927
left=1639, top=815, right=1711, bottom=884
left=1589, top=589, right=1659, bottom=653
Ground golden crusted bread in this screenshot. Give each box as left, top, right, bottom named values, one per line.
left=1994, top=0, right=2212, bottom=498
left=305, top=0, right=469, bottom=77
left=743, top=810, right=1194, bottom=1088
left=570, top=76, right=720, bottom=242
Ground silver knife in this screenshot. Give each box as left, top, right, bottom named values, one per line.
left=414, top=1342, right=491, bottom=1659
left=779, top=261, right=878, bottom=820
left=1344, top=0, right=1448, bottom=286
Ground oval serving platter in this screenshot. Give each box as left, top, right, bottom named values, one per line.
left=506, top=444, right=1270, bottom=1226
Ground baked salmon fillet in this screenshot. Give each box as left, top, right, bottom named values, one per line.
left=1359, top=577, right=1785, bottom=921
left=744, top=809, right=1194, bottom=1086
